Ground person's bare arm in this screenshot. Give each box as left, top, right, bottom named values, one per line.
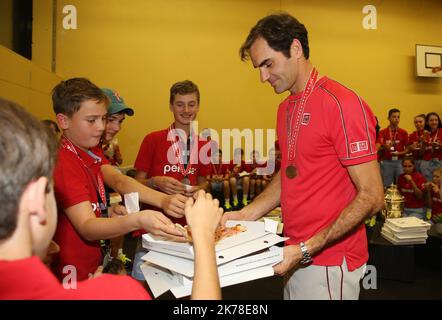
left=274, top=160, right=384, bottom=275
left=65, top=201, right=184, bottom=241
left=186, top=191, right=223, bottom=300
left=221, top=170, right=281, bottom=225
left=102, top=164, right=187, bottom=218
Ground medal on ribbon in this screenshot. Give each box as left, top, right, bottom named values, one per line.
left=168, top=125, right=194, bottom=185
left=285, top=67, right=318, bottom=179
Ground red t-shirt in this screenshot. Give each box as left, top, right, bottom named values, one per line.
left=0, top=257, right=150, bottom=299
left=422, top=129, right=442, bottom=160
left=408, top=130, right=427, bottom=160
left=53, top=144, right=109, bottom=281
left=397, top=172, right=426, bottom=208
left=277, top=76, right=378, bottom=271
left=134, top=125, right=211, bottom=226
left=376, top=127, right=408, bottom=160
left=210, top=163, right=230, bottom=177
left=229, top=159, right=246, bottom=177
left=243, top=160, right=267, bottom=174
left=135, top=126, right=211, bottom=184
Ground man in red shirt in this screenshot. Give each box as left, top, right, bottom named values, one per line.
left=223, top=13, right=384, bottom=300
left=132, top=80, right=211, bottom=280
left=376, top=109, right=409, bottom=188
left=0, top=98, right=149, bottom=299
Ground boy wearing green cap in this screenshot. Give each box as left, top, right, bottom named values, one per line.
left=101, top=88, right=134, bottom=166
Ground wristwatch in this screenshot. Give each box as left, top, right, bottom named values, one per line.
left=299, top=242, right=313, bottom=265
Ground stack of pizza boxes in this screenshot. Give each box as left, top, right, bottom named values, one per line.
left=140, top=220, right=287, bottom=298
left=381, top=216, right=431, bottom=245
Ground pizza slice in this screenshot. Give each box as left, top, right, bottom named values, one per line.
left=173, top=223, right=247, bottom=244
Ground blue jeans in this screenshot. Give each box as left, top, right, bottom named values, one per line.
left=420, top=159, right=441, bottom=182
left=381, top=160, right=403, bottom=187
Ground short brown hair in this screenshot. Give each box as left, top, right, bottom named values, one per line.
left=240, top=13, right=310, bottom=61
left=0, top=98, right=58, bottom=239
left=169, top=80, right=200, bottom=105
left=52, top=77, right=109, bottom=117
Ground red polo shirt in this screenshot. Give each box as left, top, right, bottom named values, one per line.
left=376, top=127, right=408, bottom=160
left=397, top=172, right=426, bottom=208
left=53, top=144, right=109, bottom=281
left=277, top=76, right=378, bottom=271
left=0, top=257, right=150, bottom=299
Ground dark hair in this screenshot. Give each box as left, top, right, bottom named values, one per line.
left=103, top=258, right=125, bottom=275
left=424, top=112, right=442, bottom=131
left=415, top=114, right=426, bottom=120
left=388, top=108, right=400, bottom=118
left=402, top=156, right=415, bottom=166
left=240, top=13, right=309, bottom=61
left=0, top=98, right=58, bottom=239
left=52, top=78, right=109, bottom=117
left=169, top=80, right=200, bottom=105
left=374, top=116, right=380, bottom=139
left=42, top=119, right=60, bottom=133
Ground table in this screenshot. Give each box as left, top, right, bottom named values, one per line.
left=368, top=222, right=416, bottom=282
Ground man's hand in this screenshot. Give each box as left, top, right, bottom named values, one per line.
left=138, top=210, right=186, bottom=241
left=108, top=204, right=128, bottom=218
left=154, top=176, right=186, bottom=194
left=220, top=210, right=248, bottom=227
left=161, top=193, right=187, bottom=218
left=404, top=174, right=413, bottom=182
left=273, top=245, right=302, bottom=276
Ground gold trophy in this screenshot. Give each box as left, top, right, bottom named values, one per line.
left=382, top=184, right=404, bottom=219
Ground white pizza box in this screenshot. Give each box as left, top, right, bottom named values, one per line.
left=381, top=229, right=427, bottom=245
left=163, top=247, right=282, bottom=286
left=384, top=217, right=431, bottom=232
left=382, top=224, right=428, bottom=240
left=142, top=245, right=283, bottom=280
left=142, top=220, right=287, bottom=263
left=141, top=261, right=275, bottom=299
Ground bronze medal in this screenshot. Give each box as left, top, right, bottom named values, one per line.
left=285, top=165, right=297, bottom=179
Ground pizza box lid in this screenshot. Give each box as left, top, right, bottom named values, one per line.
left=141, top=220, right=287, bottom=262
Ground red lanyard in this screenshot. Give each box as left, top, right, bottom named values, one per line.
left=211, top=163, right=218, bottom=175
left=168, top=124, right=195, bottom=177
left=430, top=129, right=439, bottom=143
left=389, top=128, right=397, bottom=146
left=286, top=68, right=318, bottom=163
left=60, top=136, right=107, bottom=212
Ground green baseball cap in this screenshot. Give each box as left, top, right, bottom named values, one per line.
left=102, top=88, right=134, bottom=116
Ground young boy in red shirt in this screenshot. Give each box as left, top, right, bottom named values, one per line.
left=132, top=80, right=211, bottom=280
left=0, top=98, right=149, bottom=299
left=51, top=78, right=187, bottom=281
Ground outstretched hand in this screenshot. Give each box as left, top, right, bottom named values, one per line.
left=185, top=190, right=223, bottom=238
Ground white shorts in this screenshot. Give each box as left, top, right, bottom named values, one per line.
left=283, top=257, right=366, bottom=300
